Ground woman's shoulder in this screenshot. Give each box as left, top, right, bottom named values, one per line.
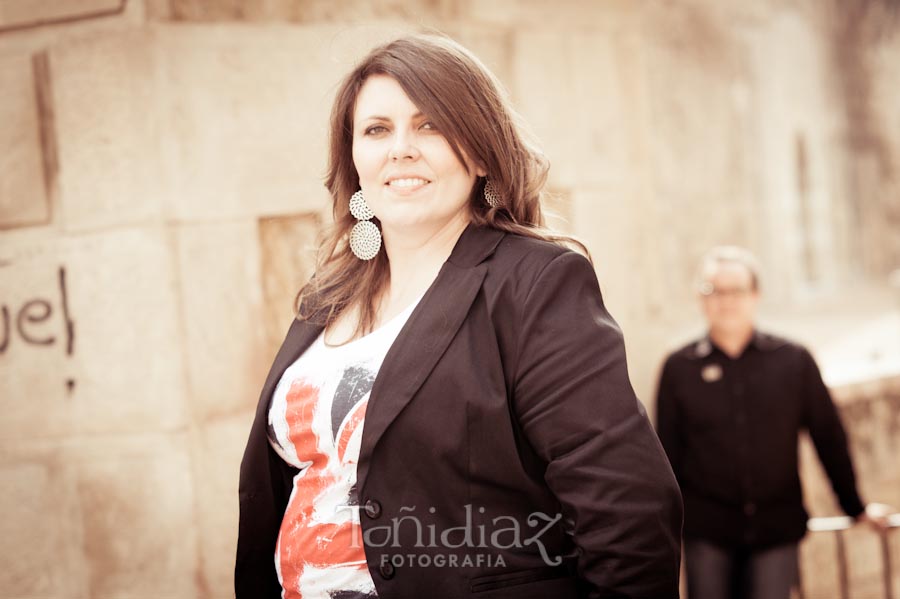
left=491, top=230, right=589, bottom=272
left=483, top=230, right=596, bottom=302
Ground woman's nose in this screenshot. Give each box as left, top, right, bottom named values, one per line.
left=388, top=131, right=420, bottom=162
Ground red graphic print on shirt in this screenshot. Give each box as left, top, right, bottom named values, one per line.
left=273, top=365, right=378, bottom=599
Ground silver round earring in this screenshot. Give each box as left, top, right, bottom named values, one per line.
left=348, top=189, right=382, bottom=260
left=484, top=178, right=502, bottom=208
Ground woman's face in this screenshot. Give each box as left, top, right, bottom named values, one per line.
left=351, top=75, right=484, bottom=236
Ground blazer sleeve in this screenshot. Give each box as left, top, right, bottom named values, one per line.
left=654, top=357, right=683, bottom=483
left=511, top=251, right=683, bottom=598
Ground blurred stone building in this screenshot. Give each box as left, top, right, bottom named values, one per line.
left=0, top=0, right=898, bottom=597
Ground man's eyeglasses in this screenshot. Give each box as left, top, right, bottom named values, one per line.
left=699, top=284, right=754, bottom=298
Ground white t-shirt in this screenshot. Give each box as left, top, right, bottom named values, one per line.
left=267, top=296, right=422, bottom=599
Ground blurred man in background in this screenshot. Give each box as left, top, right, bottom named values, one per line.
left=654, top=246, right=891, bottom=599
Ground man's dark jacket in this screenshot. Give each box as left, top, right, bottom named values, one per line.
left=656, top=332, right=864, bottom=549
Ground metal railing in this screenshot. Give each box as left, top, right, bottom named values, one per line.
left=800, top=514, right=900, bottom=599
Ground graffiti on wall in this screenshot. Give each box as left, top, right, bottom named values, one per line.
left=1, top=266, right=76, bottom=390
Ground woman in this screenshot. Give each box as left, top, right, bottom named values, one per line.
left=236, top=33, right=682, bottom=599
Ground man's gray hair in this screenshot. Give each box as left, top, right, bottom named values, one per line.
left=696, top=245, right=761, bottom=292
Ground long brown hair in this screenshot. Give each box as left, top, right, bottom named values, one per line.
left=296, top=33, right=589, bottom=337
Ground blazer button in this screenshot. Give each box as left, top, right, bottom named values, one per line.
left=379, top=561, right=395, bottom=579
left=364, top=499, right=382, bottom=519
left=744, top=502, right=757, bottom=516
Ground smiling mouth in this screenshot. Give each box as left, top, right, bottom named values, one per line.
left=386, top=178, right=431, bottom=188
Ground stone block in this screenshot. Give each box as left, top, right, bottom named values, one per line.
left=144, top=0, right=172, bottom=20
left=62, top=227, right=189, bottom=434
left=50, top=29, right=168, bottom=231
left=163, top=0, right=456, bottom=22
left=456, top=0, right=644, bottom=30
left=258, top=212, right=319, bottom=356
left=861, top=37, right=900, bottom=276
left=74, top=433, right=198, bottom=598
left=0, top=0, right=144, bottom=59
left=667, top=0, right=784, bottom=25
left=743, top=11, right=848, bottom=299
left=509, top=31, right=577, bottom=188
left=0, top=226, right=188, bottom=440
left=0, top=460, right=79, bottom=597
left=174, top=220, right=272, bottom=421
left=567, top=32, right=635, bottom=186
left=638, top=4, right=755, bottom=199
left=0, top=239, right=84, bottom=440
left=189, top=414, right=255, bottom=598
left=871, top=41, right=900, bottom=169
left=510, top=30, right=634, bottom=189
left=0, top=52, right=50, bottom=228
left=0, top=432, right=197, bottom=598
left=439, top=24, right=514, bottom=88
left=0, top=0, right=122, bottom=30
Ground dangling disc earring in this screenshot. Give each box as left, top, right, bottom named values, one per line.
left=484, top=178, right=502, bottom=208
left=348, top=189, right=382, bottom=260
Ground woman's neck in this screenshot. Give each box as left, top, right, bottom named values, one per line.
left=380, top=213, right=471, bottom=306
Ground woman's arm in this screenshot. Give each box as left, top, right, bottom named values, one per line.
left=512, top=250, right=683, bottom=598
left=655, top=357, right=684, bottom=484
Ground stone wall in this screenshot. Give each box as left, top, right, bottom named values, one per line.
left=1, top=1, right=898, bottom=597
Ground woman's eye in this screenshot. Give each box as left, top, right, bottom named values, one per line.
left=421, top=121, right=437, bottom=131
left=364, top=125, right=387, bottom=135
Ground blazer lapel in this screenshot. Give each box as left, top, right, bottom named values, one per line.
left=254, top=317, right=323, bottom=422
left=241, top=316, right=321, bottom=508
left=357, top=223, right=505, bottom=485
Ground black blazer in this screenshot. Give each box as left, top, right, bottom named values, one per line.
left=236, top=223, right=682, bottom=598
